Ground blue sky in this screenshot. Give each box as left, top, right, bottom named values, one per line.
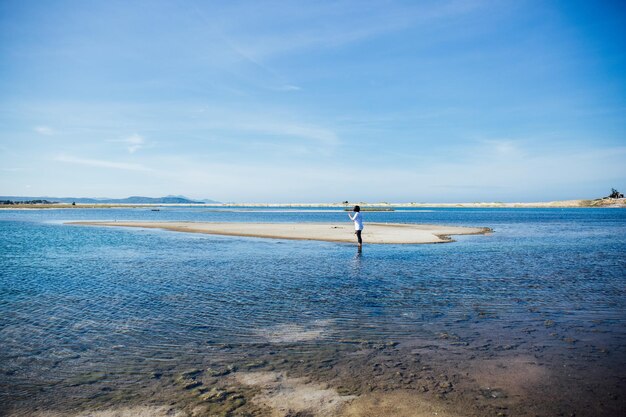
left=1, top=0, right=625, bottom=202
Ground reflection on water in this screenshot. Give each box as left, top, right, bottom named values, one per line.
left=351, top=250, right=363, bottom=275
left=1, top=208, right=625, bottom=416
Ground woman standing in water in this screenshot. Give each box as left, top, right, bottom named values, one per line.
left=348, top=205, right=363, bottom=249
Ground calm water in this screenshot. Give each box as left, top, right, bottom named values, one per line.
left=1, top=207, right=625, bottom=416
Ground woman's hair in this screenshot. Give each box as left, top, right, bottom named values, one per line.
left=353, top=205, right=360, bottom=212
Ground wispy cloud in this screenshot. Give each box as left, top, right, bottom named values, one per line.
left=125, top=134, right=145, bottom=153
left=189, top=3, right=301, bottom=92
left=276, top=84, right=302, bottom=92
left=34, top=126, right=54, bottom=135
left=223, top=0, right=489, bottom=59
left=190, top=107, right=340, bottom=146
left=238, top=122, right=338, bottom=145
left=109, top=134, right=147, bottom=153
left=423, top=143, right=626, bottom=199
left=55, top=155, right=152, bottom=171
left=186, top=0, right=486, bottom=93
left=480, top=139, right=526, bottom=158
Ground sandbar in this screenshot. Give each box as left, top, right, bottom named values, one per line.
left=67, top=221, right=491, bottom=244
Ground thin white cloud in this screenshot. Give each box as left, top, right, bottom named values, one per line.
left=238, top=122, right=338, bottom=145
left=480, top=139, right=526, bottom=158
left=223, top=0, right=489, bottom=59
left=34, top=126, right=54, bottom=135
left=189, top=1, right=486, bottom=92
left=109, top=134, right=147, bottom=153
left=192, top=108, right=340, bottom=146
left=422, top=144, right=626, bottom=200
left=276, top=84, right=302, bottom=92
left=189, top=4, right=299, bottom=92
left=55, top=155, right=152, bottom=172
left=125, top=134, right=145, bottom=153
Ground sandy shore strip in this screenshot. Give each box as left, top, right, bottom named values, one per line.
left=67, top=221, right=491, bottom=244
left=4, top=198, right=625, bottom=209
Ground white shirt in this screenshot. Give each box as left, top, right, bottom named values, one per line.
left=349, top=212, right=363, bottom=231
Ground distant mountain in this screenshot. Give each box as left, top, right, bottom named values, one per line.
left=163, top=195, right=221, bottom=204
left=0, top=195, right=220, bottom=204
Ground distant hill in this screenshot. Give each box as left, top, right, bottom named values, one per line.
left=0, top=195, right=220, bottom=204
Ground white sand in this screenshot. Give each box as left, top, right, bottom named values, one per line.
left=234, top=371, right=355, bottom=417
left=234, top=371, right=463, bottom=417
left=67, top=221, right=490, bottom=244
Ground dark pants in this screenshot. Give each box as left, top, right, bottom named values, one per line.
left=355, top=230, right=362, bottom=244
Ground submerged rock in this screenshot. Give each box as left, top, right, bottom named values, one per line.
left=480, top=387, right=507, bottom=399
left=67, top=371, right=106, bottom=386
left=439, top=381, right=452, bottom=389
left=181, top=379, right=202, bottom=390
left=199, top=387, right=229, bottom=402
left=207, top=364, right=237, bottom=377
left=182, top=369, right=203, bottom=377
left=175, top=373, right=202, bottom=390
left=243, top=360, right=267, bottom=370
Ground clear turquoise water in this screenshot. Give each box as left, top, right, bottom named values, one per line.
left=1, top=207, right=625, bottom=414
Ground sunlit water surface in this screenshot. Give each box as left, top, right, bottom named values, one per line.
left=1, top=207, right=625, bottom=416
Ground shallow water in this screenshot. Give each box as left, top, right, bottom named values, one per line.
left=1, top=207, right=625, bottom=416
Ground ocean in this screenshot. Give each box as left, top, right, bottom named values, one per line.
left=1, top=207, right=625, bottom=416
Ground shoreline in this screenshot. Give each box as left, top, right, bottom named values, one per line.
left=67, top=221, right=492, bottom=244
left=2, top=198, right=625, bottom=209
